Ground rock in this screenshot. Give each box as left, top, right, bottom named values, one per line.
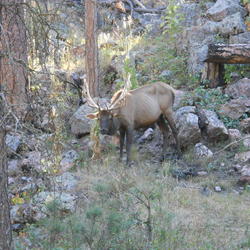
left=240, top=165, right=250, bottom=176
left=159, top=70, right=173, bottom=79
left=228, top=129, right=241, bottom=142
left=240, top=118, right=250, bottom=133
left=225, top=78, right=250, bottom=99
left=219, top=98, right=250, bottom=119
left=11, top=204, right=35, bottom=224
left=214, top=186, right=222, bottom=192
left=69, top=104, right=96, bottom=137
left=20, top=151, right=43, bottom=174
left=204, top=12, right=247, bottom=35
left=8, top=160, right=21, bottom=177
left=70, top=98, right=108, bottom=137
left=6, top=133, right=22, bottom=152
left=206, top=0, right=247, bottom=22
left=235, top=151, right=250, bottom=162
left=138, top=128, right=154, bottom=143
left=175, top=106, right=201, bottom=148
left=243, top=136, right=250, bottom=148
left=197, top=171, right=208, bottom=176
left=60, top=150, right=79, bottom=172
left=179, top=3, right=202, bottom=27
left=230, top=32, right=250, bottom=44
left=31, top=191, right=77, bottom=220
left=54, top=172, right=78, bottom=192
left=194, top=143, right=213, bottom=158
left=238, top=176, right=250, bottom=186
left=202, top=109, right=229, bottom=142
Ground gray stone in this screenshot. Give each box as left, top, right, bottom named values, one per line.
left=240, top=118, right=250, bottom=133
left=230, top=32, right=250, bottom=44
left=8, top=160, right=21, bottom=177
left=214, top=186, right=222, bottom=192
left=70, top=98, right=108, bottom=137
left=219, top=98, right=250, bottom=119
left=138, top=128, right=154, bottom=143
left=243, top=137, right=250, bottom=148
left=225, top=78, right=250, bottom=99
left=175, top=106, right=201, bottom=148
left=194, top=143, right=213, bottom=158
left=20, top=151, right=43, bottom=173
left=179, top=3, right=202, bottom=27
left=206, top=0, right=247, bottom=22
left=235, top=151, right=250, bottom=162
left=60, top=150, right=79, bottom=171
left=197, top=171, right=208, bottom=176
left=6, top=133, right=22, bottom=152
left=241, top=165, right=250, bottom=176
left=204, top=12, right=247, bottom=35
left=54, top=172, right=78, bottom=192
left=31, top=191, right=77, bottom=220
left=202, top=109, right=229, bottom=142
left=228, top=129, right=242, bottom=142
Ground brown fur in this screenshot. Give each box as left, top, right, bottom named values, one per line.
left=89, top=82, right=180, bottom=164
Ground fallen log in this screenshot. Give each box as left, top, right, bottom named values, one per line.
left=204, top=44, right=250, bottom=64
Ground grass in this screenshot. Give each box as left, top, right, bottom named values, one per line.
left=14, top=145, right=250, bottom=249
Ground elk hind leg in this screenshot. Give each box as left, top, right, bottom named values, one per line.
left=157, top=115, right=169, bottom=161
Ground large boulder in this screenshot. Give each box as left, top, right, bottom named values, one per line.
left=70, top=98, right=108, bottom=137
left=230, top=32, right=250, bottom=44
left=69, top=104, right=96, bottom=137
left=206, top=0, right=247, bottom=22
left=175, top=106, right=201, bottom=148
left=219, top=99, right=250, bottom=119
left=202, top=109, right=229, bottom=142
left=204, top=12, right=247, bottom=35
left=224, top=78, right=250, bottom=99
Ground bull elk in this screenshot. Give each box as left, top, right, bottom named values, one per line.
left=85, top=77, right=180, bottom=165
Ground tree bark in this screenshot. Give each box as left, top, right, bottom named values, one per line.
left=85, top=0, right=99, bottom=97
left=0, top=0, right=28, bottom=119
left=204, top=44, right=250, bottom=64
left=0, top=97, right=12, bottom=250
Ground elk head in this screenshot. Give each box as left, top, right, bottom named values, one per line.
left=84, top=76, right=130, bottom=135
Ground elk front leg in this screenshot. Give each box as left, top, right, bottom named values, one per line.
left=119, top=127, right=125, bottom=162
left=125, top=127, right=133, bottom=165
left=157, top=115, right=169, bottom=161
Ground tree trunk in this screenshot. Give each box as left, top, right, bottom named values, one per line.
left=85, top=0, right=99, bottom=97
left=0, top=0, right=28, bottom=119
left=0, top=97, right=12, bottom=250
left=204, top=44, right=250, bottom=64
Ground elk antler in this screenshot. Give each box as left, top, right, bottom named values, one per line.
left=83, top=79, right=100, bottom=109
left=108, top=74, right=131, bottom=110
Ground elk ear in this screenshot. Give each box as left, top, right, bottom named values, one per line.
left=86, top=112, right=99, bottom=119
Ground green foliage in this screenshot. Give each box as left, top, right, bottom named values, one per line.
left=182, top=86, right=230, bottom=111
left=161, top=0, right=184, bottom=42
left=124, top=58, right=138, bottom=89
left=224, top=64, right=250, bottom=84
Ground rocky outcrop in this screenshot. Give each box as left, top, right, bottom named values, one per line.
left=202, top=109, right=229, bottom=142
left=206, top=0, right=247, bottom=22
left=219, top=99, right=250, bottom=119
left=225, top=78, right=250, bottom=99
left=175, top=106, right=201, bottom=148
